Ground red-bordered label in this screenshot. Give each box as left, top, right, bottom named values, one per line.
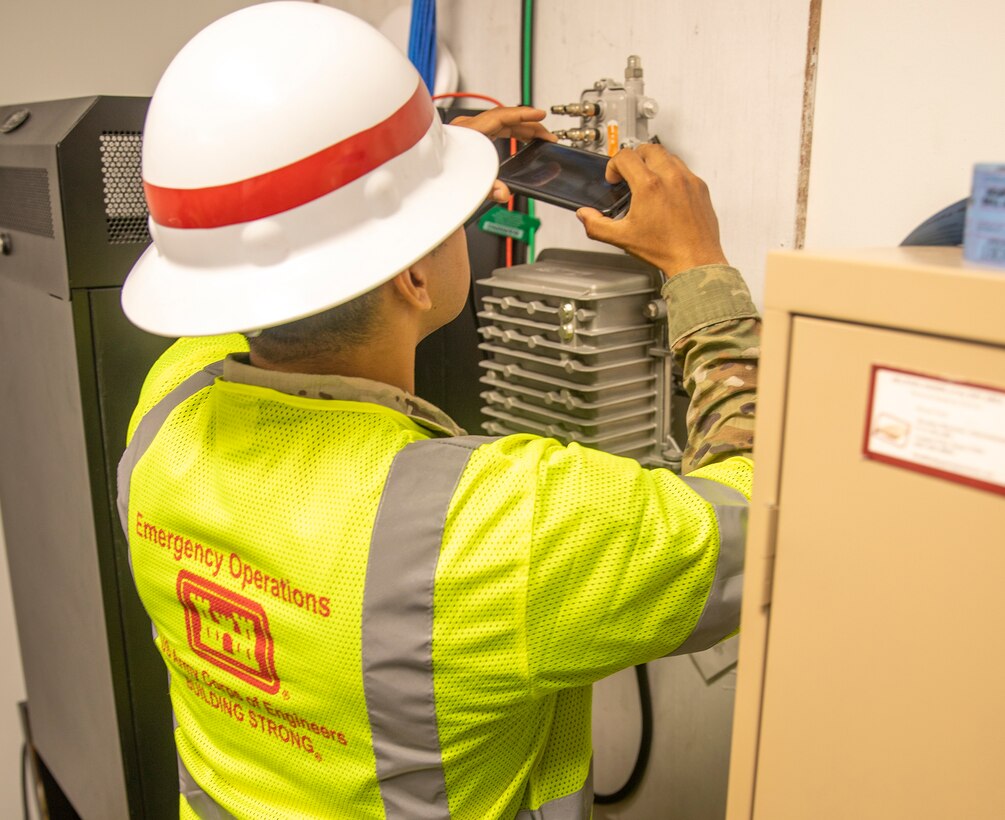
left=863, top=365, right=1005, bottom=497
left=177, top=570, right=280, bottom=694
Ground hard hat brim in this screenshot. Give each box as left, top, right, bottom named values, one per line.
left=122, top=122, right=499, bottom=337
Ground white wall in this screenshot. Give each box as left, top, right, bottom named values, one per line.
left=1, top=0, right=253, bottom=103
left=805, top=0, right=1005, bottom=248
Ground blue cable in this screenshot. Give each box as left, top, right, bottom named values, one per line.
left=408, top=0, right=437, bottom=93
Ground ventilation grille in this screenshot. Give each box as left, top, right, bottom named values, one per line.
left=100, top=132, right=150, bottom=244
left=0, top=167, right=54, bottom=238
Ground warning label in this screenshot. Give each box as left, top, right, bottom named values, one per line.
left=865, top=366, right=1005, bottom=496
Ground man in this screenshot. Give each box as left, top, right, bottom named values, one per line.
left=117, top=3, right=759, bottom=818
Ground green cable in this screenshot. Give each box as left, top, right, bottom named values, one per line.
left=527, top=199, right=537, bottom=262
left=521, top=0, right=533, bottom=103
left=521, top=0, right=536, bottom=262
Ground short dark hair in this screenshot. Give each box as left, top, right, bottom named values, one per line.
left=246, top=286, right=384, bottom=364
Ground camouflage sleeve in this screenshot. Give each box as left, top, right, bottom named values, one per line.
left=661, top=265, right=762, bottom=473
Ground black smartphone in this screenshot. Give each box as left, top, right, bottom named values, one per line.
left=497, top=140, right=631, bottom=217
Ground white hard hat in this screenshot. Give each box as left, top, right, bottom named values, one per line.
left=122, top=1, right=498, bottom=337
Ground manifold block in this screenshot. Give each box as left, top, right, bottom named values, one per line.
left=475, top=249, right=683, bottom=471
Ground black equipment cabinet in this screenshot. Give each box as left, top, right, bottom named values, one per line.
left=0, top=97, right=507, bottom=817
left=0, top=96, right=175, bottom=818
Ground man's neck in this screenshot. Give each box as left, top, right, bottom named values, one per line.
left=249, top=341, right=417, bottom=394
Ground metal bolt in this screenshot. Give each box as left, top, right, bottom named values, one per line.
left=625, top=55, right=643, bottom=79
left=0, top=233, right=10, bottom=255
left=644, top=300, right=667, bottom=320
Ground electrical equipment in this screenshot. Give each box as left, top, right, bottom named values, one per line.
left=476, top=249, right=684, bottom=472
left=550, top=56, right=660, bottom=155
left=0, top=95, right=176, bottom=819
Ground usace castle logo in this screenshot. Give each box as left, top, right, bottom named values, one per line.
left=177, top=570, right=281, bottom=694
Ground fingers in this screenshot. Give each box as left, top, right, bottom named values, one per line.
left=604, top=143, right=678, bottom=185
left=486, top=105, right=547, bottom=127
left=450, top=106, right=557, bottom=142
left=506, top=122, right=558, bottom=142
left=576, top=207, right=619, bottom=245
left=490, top=180, right=512, bottom=203
left=576, top=145, right=727, bottom=277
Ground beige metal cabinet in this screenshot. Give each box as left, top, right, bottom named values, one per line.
left=727, top=248, right=1005, bottom=820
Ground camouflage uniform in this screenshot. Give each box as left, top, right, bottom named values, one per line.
left=220, top=360, right=467, bottom=438
left=662, top=264, right=760, bottom=472
left=223, top=262, right=760, bottom=475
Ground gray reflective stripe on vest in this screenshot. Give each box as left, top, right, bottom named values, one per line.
left=361, top=435, right=497, bottom=819
left=514, top=763, right=594, bottom=820
left=670, top=475, right=748, bottom=656
left=116, top=361, right=224, bottom=539
left=363, top=435, right=592, bottom=818
left=115, top=361, right=233, bottom=820
left=179, top=754, right=237, bottom=820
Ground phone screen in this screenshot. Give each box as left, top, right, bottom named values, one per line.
left=498, top=140, right=630, bottom=216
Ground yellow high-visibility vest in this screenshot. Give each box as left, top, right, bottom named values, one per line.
left=119, top=335, right=751, bottom=819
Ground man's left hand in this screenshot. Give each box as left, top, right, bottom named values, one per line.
left=451, top=106, right=556, bottom=203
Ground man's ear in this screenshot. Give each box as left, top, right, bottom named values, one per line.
left=391, top=266, right=433, bottom=312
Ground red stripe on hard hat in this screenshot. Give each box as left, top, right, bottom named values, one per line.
left=144, top=82, right=435, bottom=230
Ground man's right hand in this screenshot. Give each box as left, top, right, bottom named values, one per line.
left=576, top=145, right=728, bottom=278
